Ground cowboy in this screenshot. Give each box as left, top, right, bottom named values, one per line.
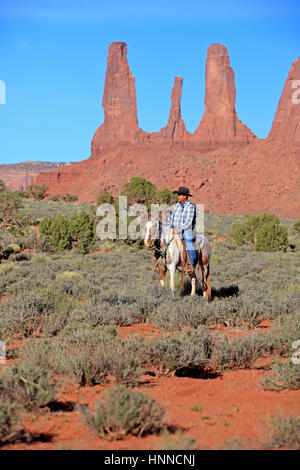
left=167, top=186, right=197, bottom=274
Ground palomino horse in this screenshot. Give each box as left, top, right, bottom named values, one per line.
left=144, top=219, right=211, bottom=299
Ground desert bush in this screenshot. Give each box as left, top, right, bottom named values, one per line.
left=0, top=403, right=20, bottom=444
left=106, top=338, right=145, bottom=387
left=48, top=194, right=61, bottom=202
left=212, top=332, right=268, bottom=370
left=79, top=385, right=165, bottom=440
left=55, top=270, right=82, bottom=281
left=229, top=213, right=289, bottom=252
left=292, top=219, right=300, bottom=236
left=149, top=297, right=210, bottom=330
left=120, top=177, right=157, bottom=210
left=62, top=193, right=78, bottom=203
left=266, top=415, right=300, bottom=449
left=19, top=338, right=52, bottom=369
left=0, top=363, right=58, bottom=411
left=27, top=184, right=48, bottom=200
left=261, top=359, right=300, bottom=391
left=229, top=222, right=246, bottom=247
left=69, top=210, right=96, bottom=254
left=266, top=311, right=300, bottom=356
left=39, top=211, right=96, bottom=254
left=255, top=221, right=289, bottom=252
left=0, top=287, right=74, bottom=339
left=39, top=215, right=72, bottom=251
left=50, top=333, right=111, bottom=386
left=153, top=188, right=177, bottom=205
left=143, top=327, right=214, bottom=376
left=156, top=430, right=197, bottom=450
left=96, top=190, right=114, bottom=206
left=0, top=263, right=18, bottom=276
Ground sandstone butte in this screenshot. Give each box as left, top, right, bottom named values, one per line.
left=34, top=42, right=300, bottom=218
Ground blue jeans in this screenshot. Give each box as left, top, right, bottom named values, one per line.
left=183, top=229, right=197, bottom=266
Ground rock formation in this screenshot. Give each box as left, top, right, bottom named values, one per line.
left=34, top=42, right=300, bottom=218
left=0, top=161, right=68, bottom=191
left=267, top=57, right=300, bottom=144
left=91, top=42, right=144, bottom=155
left=191, top=44, right=256, bottom=146
left=91, top=42, right=255, bottom=154
left=157, top=77, right=189, bottom=144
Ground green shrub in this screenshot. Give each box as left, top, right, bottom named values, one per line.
left=255, top=221, right=289, bottom=252
left=79, top=385, right=165, bottom=440
left=0, top=288, right=74, bottom=339
left=267, top=415, right=300, bottom=449
left=261, top=359, right=300, bottom=391
left=106, top=338, right=145, bottom=387
left=62, top=193, right=78, bottom=203
left=144, top=327, right=214, bottom=376
left=229, top=222, right=246, bottom=246
left=0, top=363, right=58, bottom=411
left=27, top=184, right=48, bottom=200
left=39, top=211, right=96, bottom=254
left=266, top=311, right=300, bottom=356
left=39, top=215, right=72, bottom=251
left=0, top=403, right=20, bottom=444
left=154, top=188, right=177, bottom=205
left=156, top=430, right=197, bottom=450
left=120, top=177, right=157, bottom=210
left=69, top=210, right=96, bottom=254
left=55, top=271, right=82, bottom=281
left=292, top=220, right=300, bottom=236
left=96, top=190, right=114, bottom=206
left=48, top=194, right=61, bottom=202
left=51, top=333, right=111, bottom=386
left=229, top=213, right=288, bottom=252
left=0, top=192, right=30, bottom=236
left=212, top=332, right=268, bottom=370
left=7, top=243, right=20, bottom=253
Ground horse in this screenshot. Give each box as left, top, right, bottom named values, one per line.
left=144, top=218, right=211, bottom=299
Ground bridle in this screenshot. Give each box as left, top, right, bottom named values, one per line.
left=147, top=219, right=174, bottom=267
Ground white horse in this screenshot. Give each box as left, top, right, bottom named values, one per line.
left=144, top=219, right=211, bottom=298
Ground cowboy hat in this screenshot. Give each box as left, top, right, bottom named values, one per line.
left=172, top=186, right=193, bottom=197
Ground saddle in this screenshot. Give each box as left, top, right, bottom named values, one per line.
left=153, top=236, right=197, bottom=277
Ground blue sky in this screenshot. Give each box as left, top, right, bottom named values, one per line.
left=0, top=0, right=299, bottom=164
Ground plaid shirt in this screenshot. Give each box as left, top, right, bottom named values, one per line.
left=167, top=200, right=196, bottom=231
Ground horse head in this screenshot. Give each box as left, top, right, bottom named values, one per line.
left=144, top=219, right=161, bottom=248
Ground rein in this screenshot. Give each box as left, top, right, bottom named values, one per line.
left=153, top=236, right=174, bottom=260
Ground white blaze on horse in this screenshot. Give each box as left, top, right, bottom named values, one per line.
left=144, top=219, right=211, bottom=299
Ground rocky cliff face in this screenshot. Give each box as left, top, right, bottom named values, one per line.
left=267, top=57, right=300, bottom=144
left=35, top=42, right=300, bottom=218
left=0, top=161, right=68, bottom=191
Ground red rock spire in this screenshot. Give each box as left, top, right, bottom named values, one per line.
left=160, top=77, right=188, bottom=143
left=267, top=57, right=300, bottom=144
left=192, top=43, right=256, bottom=146
left=91, top=42, right=143, bottom=154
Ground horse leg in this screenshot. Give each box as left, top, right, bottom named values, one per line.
left=206, top=264, right=211, bottom=300
left=190, top=273, right=197, bottom=296
left=169, top=263, right=176, bottom=293
left=159, top=266, right=167, bottom=287
left=202, top=263, right=211, bottom=300
left=200, top=262, right=208, bottom=297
